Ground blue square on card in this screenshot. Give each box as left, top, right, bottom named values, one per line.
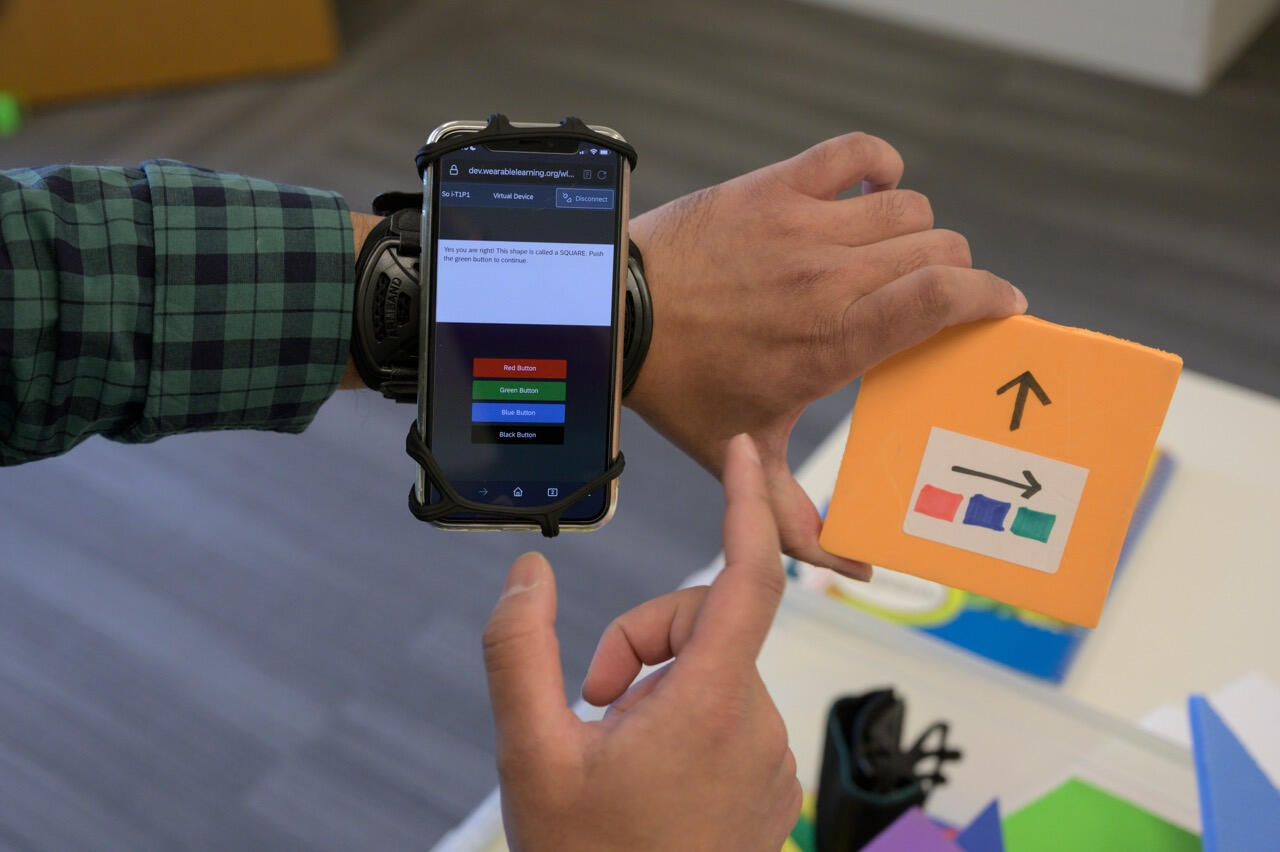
left=963, top=494, right=1011, bottom=531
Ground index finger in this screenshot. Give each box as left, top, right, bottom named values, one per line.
left=775, top=132, right=905, bottom=200
left=678, top=434, right=786, bottom=677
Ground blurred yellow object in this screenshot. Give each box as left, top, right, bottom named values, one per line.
left=0, top=0, right=339, bottom=106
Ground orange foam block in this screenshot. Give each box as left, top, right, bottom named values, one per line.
left=819, top=315, right=1182, bottom=627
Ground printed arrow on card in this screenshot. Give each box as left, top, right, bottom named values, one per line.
left=951, top=465, right=1042, bottom=499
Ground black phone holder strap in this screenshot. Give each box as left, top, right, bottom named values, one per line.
left=405, top=422, right=625, bottom=537
left=350, top=208, right=424, bottom=400
left=413, top=113, right=637, bottom=178
left=356, top=114, right=639, bottom=536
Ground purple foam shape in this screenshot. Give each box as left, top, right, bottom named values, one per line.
left=863, top=807, right=963, bottom=852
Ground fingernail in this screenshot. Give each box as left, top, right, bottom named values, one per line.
left=738, top=433, right=761, bottom=465
left=503, top=551, right=546, bottom=598
left=1011, top=285, right=1028, bottom=313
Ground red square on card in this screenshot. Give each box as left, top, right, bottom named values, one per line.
left=914, top=484, right=964, bottom=522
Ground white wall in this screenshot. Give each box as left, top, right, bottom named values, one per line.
left=802, top=0, right=1280, bottom=93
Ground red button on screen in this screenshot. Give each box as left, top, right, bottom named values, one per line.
left=473, top=358, right=567, bottom=380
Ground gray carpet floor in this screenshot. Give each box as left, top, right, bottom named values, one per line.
left=1, top=0, right=1277, bottom=848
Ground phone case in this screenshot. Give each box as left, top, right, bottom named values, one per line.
left=411, top=114, right=635, bottom=535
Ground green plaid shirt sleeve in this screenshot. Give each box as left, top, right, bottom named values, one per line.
left=0, top=159, right=353, bottom=465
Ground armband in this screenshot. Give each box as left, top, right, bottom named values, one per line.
left=350, top=113, right=646, bottom=536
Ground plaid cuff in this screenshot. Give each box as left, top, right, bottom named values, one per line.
left=121, top=160, right=353, bottom=443
left=0, top=164, right=155, bottom=464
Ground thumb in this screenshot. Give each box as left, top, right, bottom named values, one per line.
left=483, top=552, right=575, bottom=750
left=767, top=463, right=872, bottom=581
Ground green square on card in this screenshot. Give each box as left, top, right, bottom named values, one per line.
left=1011, top=506, right=1056, bottom=543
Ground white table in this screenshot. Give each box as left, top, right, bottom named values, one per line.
left=434, top=369, right=1280, bottom=850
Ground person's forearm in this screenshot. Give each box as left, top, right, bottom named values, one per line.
left=338, top=211, right=384, bottom=390
left=1, top=161, right=357, bottom=465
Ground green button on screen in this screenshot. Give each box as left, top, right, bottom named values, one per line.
left=472, top=379, right=566, bottom=401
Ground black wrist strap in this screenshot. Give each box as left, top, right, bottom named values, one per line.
left=350, top=209, right=423, bottom=400
left=622, top=240, right=653, bottom=396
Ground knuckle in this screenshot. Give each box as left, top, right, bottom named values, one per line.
left=985, top=268, right=1010, bottom=294
left=896, top=244, right=937, bottom=279
left=750, top=558, right=788, bottom=604
left=698, top=700, right=749, bottom=748
left=880, top=136, right=906, bottom=175
left=911, top=266, right=956, bottom=324
left=875, top=189, right=911, bottom=224
left=935, top=229, right=972, bottom=266
left=833, top=130, right=871, bottom=159
left=788, top=778, right=804, bottom=819
left=494, top=743, right=529, bottom=783
left=805, top=131, right=870, bottom=179
left=774, top=197, right=821, bottom=241
left=896, top=189, right=934, bottom=228
left=787, top=258, right=829, bottom=294
left=803, top=136, right=843, bottom=173
left=801, top=331, right=843, bottom=391
left=844, top=131, right=872, bottom=166
left=805, top=303, right=839, bottom=354
left=765, top=717, right=789, bottom=758
left=482, top=617, right=535, bottom=671
left=596, top=617, right=626, bottom=657
left=978, top=269, right=1015, bottom=311
left=840, top=295, right=887, bottom=360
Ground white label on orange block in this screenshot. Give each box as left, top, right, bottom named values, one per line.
left=903, top=427, right=1089, bottom=574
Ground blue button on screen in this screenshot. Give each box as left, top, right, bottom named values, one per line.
left=472, top=402, right=566, bottom=424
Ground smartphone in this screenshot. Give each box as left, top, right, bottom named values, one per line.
left=415, top=120, right=629, bottom=530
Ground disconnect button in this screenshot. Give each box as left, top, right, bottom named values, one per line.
left=554, top=188, right=615, bottom=210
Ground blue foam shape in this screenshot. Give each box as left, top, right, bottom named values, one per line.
left=1189, top=695, right=1280, bottom=852
left=921, top=607, right=1082, bottom=682
left=956, top=799, right=1003, bottom=852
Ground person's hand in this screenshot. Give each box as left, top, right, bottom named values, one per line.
left=626, top=132, right=1027, bottom=579
left=483, top=435, right=799, bottom=851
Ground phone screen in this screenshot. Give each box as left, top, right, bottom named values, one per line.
left=426, top=139, right=623, bottom=522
